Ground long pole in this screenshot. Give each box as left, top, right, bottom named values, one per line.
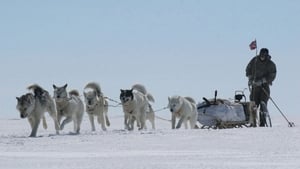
left=262, top=88, right=295, bottom=127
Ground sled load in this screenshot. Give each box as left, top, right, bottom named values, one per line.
left=197, top=90, right=259, bottom=129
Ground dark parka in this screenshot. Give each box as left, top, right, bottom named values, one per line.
left=246, top=55, right=277, bottom=85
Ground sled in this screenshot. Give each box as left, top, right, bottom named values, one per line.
left=197, top=90, right=257, bottom=129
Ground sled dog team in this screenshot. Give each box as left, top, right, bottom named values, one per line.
left=16, top=83, right=198, bottom=137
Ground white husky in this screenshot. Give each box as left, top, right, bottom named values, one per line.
left=84, top=82, right=110, bottom=131
left=168, top=95, right=198, bottom=129
left=16, top=84, right=60, bottom=137
left=53, top=84, right=84, bottom=134
left=120, top=84, right=155, bottom=130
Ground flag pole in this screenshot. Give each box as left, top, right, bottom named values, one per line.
left=255, top=38, right=258, bottom=56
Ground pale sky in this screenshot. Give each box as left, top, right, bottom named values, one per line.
left=1, top=0, right=299, bottom=120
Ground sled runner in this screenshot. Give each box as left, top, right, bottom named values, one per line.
left=197, top=90, right=259, bottom=129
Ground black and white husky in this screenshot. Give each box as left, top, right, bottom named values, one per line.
left=53, top=84, right=84, bottom=134
left=120, top=84, right=155, bottom=130
left=84, top=82, right=110, bottom=131
left=16, top=84, right=60, bottom=137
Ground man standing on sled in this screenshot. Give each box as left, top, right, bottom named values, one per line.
left=246, top=48, right=277, bottom=127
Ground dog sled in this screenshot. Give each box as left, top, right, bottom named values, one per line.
left=197, top=90, right=264, bottom=129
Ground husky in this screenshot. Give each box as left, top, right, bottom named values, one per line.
left=168, top=95, right=198, bottom=129
left=120, top=84, right=155, bottom=130
left=16, top=84, right=60, bottom=137
left=83, top=82, right=110, bottom=131
left=53, top=84, right=84, bottom=134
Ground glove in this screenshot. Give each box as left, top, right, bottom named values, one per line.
left=248, top=76, right=253, bottom=86
left=252, top=78, right=268, bottom=87
left=262, top=78, right=268, bottom=84
left=253, top=80, right=263, bottom=86
left=248, top=79, right=253, bottom=86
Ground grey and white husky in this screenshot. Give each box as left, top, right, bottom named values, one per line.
left=16, top=84, right=60, bottom=137
left=53, top=84, right=84, bottom=134
left=120, top=84, right=155, bottom=130
left=84, top=82, right=110, bottom=131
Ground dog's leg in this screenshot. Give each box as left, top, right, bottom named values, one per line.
left=139, top=111, right=146, bottom=130
left=57, top=113, right=63, bottom=125
left=149, top=112, right=155, bottom=130
left=48, top=107, right=60, bottom=134
left=88, top=114, right=96, bottom=131
left=150, top=113, right=155, bottom=130
left=171, top=114, right=176, bottom=129
left=176, top=115, right=187, bottom=129
left=42, top=116, right=48, bottom=129
left=184, top=120, right=188, bottom=129
left=56, top=113, right=64, bottom=132
left=97, top=113, right=106, bottom=131
left=151, top=119, right=155, bottom=130
left=28, top=117, right=34, bottom=130
left=128, top=116, right=135, bottom=131
left=189, top=113, right=198, bottom=129
left=77, top=110, right=84, bottom=134
left=29, top=117, right=41, bottom=137
left=124, top=113, right=129, bottom=130
left=131, top=117, right=136, bottom=130
left=73, top=116, right=81, bottom=134
left=136, top=114, right=141, bottom=130
left=60, top=116, right=72, bottom=130
left=136, top=118, right=141, bottom=128
left=104, top=101, right=109, bottom=127
left=105, top=114, right=110, bottom=127
left=75, top=122, right=80, bottom=134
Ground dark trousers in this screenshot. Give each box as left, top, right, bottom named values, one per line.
left=250, top=84, right=270, bottom=110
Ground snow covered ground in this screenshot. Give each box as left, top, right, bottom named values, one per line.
left=1, top=113, right=299, bottom=169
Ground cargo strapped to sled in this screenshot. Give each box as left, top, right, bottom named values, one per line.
left=197, top=90, right=256, bottom=129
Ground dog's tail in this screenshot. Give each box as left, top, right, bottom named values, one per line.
left=27, top=84, right=47, bottom=97
left=69, top=90, right=80, bottom=96
left=146, top=93, right=155, bottom=103
left=85, top=82, right=102, bottom=97
left=184, top=96, right=196, bottom=104
left=132, top=84, right=147, bottom=95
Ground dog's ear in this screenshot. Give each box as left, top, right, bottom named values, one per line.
left=16, top=97, right=20, bottom=102
left=53, top=84, right=57, bottom=89
left=25, top=95, right=33, bottom=103
left=120, top=89, right=124, bottom=93
left=168, top=97, right=170, bottom=102
left=63, top=84, right=68, bottom=89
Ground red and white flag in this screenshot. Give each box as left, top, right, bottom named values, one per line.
left=249, top=40, right=257, bottom=50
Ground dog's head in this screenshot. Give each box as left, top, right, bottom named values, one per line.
left=16, top=93, right=35, bottom=118
left=53, top=84, right=68, bottom=102
left=120, top=89, right=133, bottom=103
left=168, top=96, right=183, bottom=113
left=83, top=90, right=98, bottom=107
